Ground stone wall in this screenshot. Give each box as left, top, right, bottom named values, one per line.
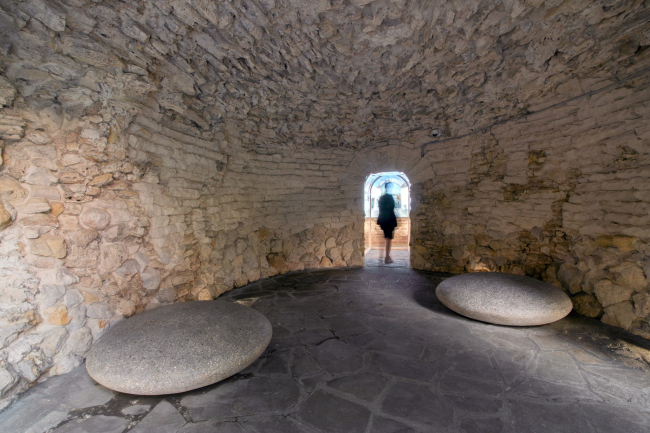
left=0, top=97, right=364, bottom=406
left=0, top=0, right=649, bottom=409
left=0, top=2, right=362, bottom=407
left=411, top=75, right=650, bottom=339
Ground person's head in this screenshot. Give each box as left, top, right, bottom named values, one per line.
left=384, top=182, right=392, bottom=194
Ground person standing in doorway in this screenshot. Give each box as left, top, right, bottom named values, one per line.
left=377, top=182, right=398, bottom=264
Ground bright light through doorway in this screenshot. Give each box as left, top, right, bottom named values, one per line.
left=364, top=172, right=411, bottom=267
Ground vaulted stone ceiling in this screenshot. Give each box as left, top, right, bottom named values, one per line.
left=2, top=0, right=649, bottom=150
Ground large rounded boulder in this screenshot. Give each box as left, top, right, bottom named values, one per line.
left=86, top=300, right=272, bottom=395
left=436, top=272, right=572, bottom=326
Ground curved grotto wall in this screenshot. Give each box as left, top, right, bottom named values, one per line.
left=0, top=0, right=649, bottom=406
left=409, top=73, right=650, bottom=340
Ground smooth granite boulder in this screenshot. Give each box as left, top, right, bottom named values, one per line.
left=436, top=272, right=572, bottom=326
left=85, top=300, right=272, bottom=395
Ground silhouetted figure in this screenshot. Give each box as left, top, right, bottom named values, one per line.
left=377, top=183, right=398, bottom=264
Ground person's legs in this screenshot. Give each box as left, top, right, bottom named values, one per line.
left=385, top=236, right=393, bottom=264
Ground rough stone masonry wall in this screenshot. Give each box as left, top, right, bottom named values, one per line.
left=1, top=0, right=649, bottom=409
left=410, top=74, right=650, bottom=340
left=0, top=4, right=363, bottom=408
left=0, top=88, right=364, bottom=408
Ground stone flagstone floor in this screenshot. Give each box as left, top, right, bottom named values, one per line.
left=2, top=266, right=650, bottom=432
left=364, top=249, right=410, bottom=268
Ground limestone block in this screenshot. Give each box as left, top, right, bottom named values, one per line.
left=86, top=318, right=109, bottom=341
left=602, top=301, right=636, bottom=330
left=66, top=304, right=88, bottom=331
left=594, top=280, right=634, bottom=307
left=103, top=224, right=129, bottom=242
left=326, top=247, right=342, bottom=262
left=88, top=173, right=113, bottom=187
left=119, top=300, right=136, bottom=316
left=633, top=292, right=650, bottom=318
left=52, top=354, right=83, bottom=376
left=28, top=185, right=60, bottom=201
left=46, top=305, right=72, bottom=326
left=140, top=268, right=161, bottom=291
left=612, top=236, right=637, bottom=252
left=0, top=76, right=15, bottom=107
left=0, top=203, right=12, bottom=230
left=0, top=113, right=25, bottom=140
left=134, top=252, right=149, bottom=272
left=65, top=244, right=100, bottom=268
left=23, top=226, right=50, bottom=239
left=64, top=290, right=85, bottom=309
left=0, top=178, right=27, bottom=201
left=57, top=267, right=80, bottom=286
left=112, top=259, right=139, bottom=287
left=0, top=314, right=34, bottom=348
left=571, top=293, right=603, bottom=318
left=20, top=0, right=66, bottom=32
left=558, top=263, right=583, bottom=294
left=58, top=171, right=85, bottom=184
left=70, top=229, right=98, bottom=247
left=82, top=291, right=100, bottom=304
left=58, top=215, right=79, bottom=231
left=38, top=284, right=66, bottom=307
left=41, top=327, right=68, bottom=357
left=30, top=236, right=67, bottom=259
left=86, top=303, right=114, bottom=320
left=156, top=286, right=176, bottom=304
left=50, top=202, right=64, bottom=216
left=59, top=327, right=92, bottom=357
left=106, top=208, right=132, bottom=226
left=610, top=262, right=647, bottom=292
left=349, top=250, right=364, bottom=267
left=266, top=252, right=286, bottom=268
left=79, top=207, right=111, bottom=230
left=22, top=167, right=58, bottom=186
left=18, top=198, right=51, bottom=214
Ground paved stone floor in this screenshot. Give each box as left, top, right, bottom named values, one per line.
left=364, top=249, right=410, bottom=268
left=2, top=266, right=650, bottom=432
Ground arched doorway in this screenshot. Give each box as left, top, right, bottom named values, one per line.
left=364, top=172, right=411, bottom=267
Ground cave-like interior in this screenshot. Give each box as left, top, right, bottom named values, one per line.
left=0, top=0, right=649, bottom=431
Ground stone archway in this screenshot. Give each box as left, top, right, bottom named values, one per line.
left=363, top=172, right=411, bottom=266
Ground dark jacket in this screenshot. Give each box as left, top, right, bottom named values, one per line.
left=377, top=194, right=397, bottom=229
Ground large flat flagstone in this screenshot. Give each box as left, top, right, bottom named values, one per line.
left=295, top=390, right=371, bottom=433
left=85, top=301, right=272, bottom=395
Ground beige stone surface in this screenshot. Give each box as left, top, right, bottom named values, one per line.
left=29, top=236, right=67, bottom=259
left=0, top=0, right=648, bottom=408
left=46, top=306, right=72, bottom=326
left=0, top=203, right=12, bottom=230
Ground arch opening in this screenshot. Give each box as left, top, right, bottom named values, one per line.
left=363, top=172, right=411, bottom=267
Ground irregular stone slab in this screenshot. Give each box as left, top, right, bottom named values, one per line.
left=130, top=400, right=185, bottom=433
left=295, top=390, right=370, bottom=433
left=181, top=375, right=300, bottom=421
left=52, top=415, right=129, bottom=433
left=381, top=382, right=453, bottom=429
left=436, top=273, right=572, bottom=326
left=86, top=301, right=272, bottom=395
left=327, top=372, right=390, bottom=402
left=0, top=365, right=113, bottom=433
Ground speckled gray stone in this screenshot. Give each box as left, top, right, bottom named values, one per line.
left=436, top=273, right=572, bottom=326
left=85, top=301, right=272, bottom=395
